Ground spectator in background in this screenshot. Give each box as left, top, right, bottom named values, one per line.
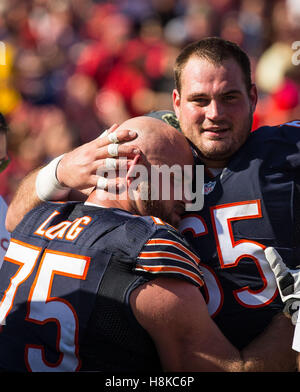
left=255, top=0, right=300, bottom=126
left=0, top=0, right=299, bottom=204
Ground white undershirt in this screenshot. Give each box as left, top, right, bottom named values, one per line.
left=84, top=201, right=109, bottom=209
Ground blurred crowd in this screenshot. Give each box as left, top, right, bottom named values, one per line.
left=0, top=0, right=299, bottom=202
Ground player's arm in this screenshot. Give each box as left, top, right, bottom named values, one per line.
left=241, top=312, right=296, bottom=371
left=223, top=246, right=298, bottom=371
left=130, top=228, right=243, bottom=371
left=131, top=277, right=297, bottom=372
left=5, top=167, right=42, bottom=232
left=5, top=126, right=138, bottom=232
left=131, top=229, right=297, bottom=371
left=130, top=277, right=243, bottom=372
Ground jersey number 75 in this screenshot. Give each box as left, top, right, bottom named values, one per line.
left=0, top=238, right=90, bottom=371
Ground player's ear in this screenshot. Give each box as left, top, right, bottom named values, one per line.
left=172, top=89, right=181, bottom=118
left=249, top=83, right=258, bottom=113
left=126, top=154, right=141, bottom=187
left=126, top=153, right=150, bottom=196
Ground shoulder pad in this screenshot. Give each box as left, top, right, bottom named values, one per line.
left=14, top=201, right=78, bottom=236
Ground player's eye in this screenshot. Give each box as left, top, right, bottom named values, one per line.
left=223, top=93, right=240, bottom=103
left=224, top=95, right=236, bottom=101
left=194, top=98, right=209, bottom=106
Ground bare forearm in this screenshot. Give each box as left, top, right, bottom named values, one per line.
left=241, top=313, right=297, bottom=372
left=5, top=127, right=138, bottom=233
left=5, top=168, right=42, bottom=232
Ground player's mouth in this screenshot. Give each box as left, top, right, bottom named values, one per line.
left=202, top=127, right=231, bottom=138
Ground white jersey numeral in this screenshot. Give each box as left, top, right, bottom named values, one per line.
left=211, top=200, right=278, bottom=307
left=0, top=240, right=41, bottom=327
left=0, top=239, right=90, bottom=372
left=180, top=200, right=278, bottom=314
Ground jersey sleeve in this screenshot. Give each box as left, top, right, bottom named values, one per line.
left=279, top=121, right=300, bottom=168
left=134, top=228, right=204, bottom=288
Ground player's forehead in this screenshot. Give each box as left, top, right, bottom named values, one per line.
left=181, top=56, right=246, bottom=95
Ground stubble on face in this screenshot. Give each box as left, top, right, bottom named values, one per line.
left=174, top=57, right=256, bottom=167
left=195, top=109, right=253, bottom=163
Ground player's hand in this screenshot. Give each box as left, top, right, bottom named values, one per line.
left=265, top=247, right=300, bottom=319
left=56, top=124, right=139, bottom=192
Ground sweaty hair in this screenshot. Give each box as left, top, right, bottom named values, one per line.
left=174, top=37, right=252, bottom=94
left=0, top=113, right=8, bottom=134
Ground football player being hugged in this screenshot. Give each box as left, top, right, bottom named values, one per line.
left=6, top=38, right=300, bottom=371
left=0, top=115, right=267, bottom=372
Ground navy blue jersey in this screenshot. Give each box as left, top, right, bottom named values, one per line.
left=0, top=202, right=203, bottom=372
left=180, top=121, right=300, bottom=349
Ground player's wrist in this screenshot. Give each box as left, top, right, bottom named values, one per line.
left=35, top=154, right=70, bottom=201
left=55, top=156, right=68, bottom=187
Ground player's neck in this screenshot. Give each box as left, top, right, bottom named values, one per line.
left=86, top=191, right=132, bottom=211
left=200, top=155, right=228, bottom=168
left=207, top=167, right=223, bottom=177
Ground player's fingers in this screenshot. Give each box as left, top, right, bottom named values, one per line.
left=97, top=127, right=137, bottom=148
left=106, top=123, right=119, bottom=135
left=110, top=143, right=140, bottom=157
left=98, top=123, right=119, bottom=139
left=95, top=144, right=140, bottom=160
left=96, top=176, right=125, bottom=193
left=107, top=143, right=119, bottom=157
left=91, top=157, right=132, bottom=173
left=83, top=174, right=125, bottom=192
left=264, top=247, right=289, bottom=278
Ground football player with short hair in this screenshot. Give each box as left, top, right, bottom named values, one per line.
left=172, top=37, right=300, bottom=351
left=5, top=38, right=299, bottom=370
left=0, top=115, right=287, bottom=372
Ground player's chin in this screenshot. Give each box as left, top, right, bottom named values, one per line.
left=202, top=139, right=238, bottom=161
